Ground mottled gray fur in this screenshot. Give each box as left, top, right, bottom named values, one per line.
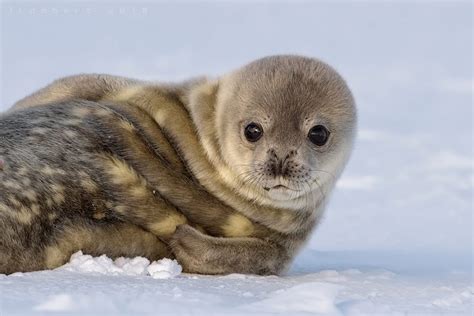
left=0, top=55, right=356, bottom=275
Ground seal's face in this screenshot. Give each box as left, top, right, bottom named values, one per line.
left=216, top=56, right=356, bottom=202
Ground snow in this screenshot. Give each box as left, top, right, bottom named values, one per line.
left=336, top=175, right=378, bottom=191
left=1, top=251, right=472, bottom=315
left=114, top=256, right=151, bottom=276
left=147, top=258, right=183, bottom=279
left=34, top=294, right=76, bottom=312
left=0, top=1, right=472, bottom=315
left=56, top=251, right=182, bottom=279
left=246, top=282, right=343, bottom=315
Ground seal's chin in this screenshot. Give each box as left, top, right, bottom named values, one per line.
left=263, top=184, right=304, bottom=201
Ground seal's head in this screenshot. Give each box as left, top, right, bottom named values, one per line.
left=190, top=55, right=356, bottom=207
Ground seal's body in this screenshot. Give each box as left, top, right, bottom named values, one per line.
left=1, top=55, right=356, bottom=275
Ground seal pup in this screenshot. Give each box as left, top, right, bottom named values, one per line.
left=2, top=55, right=356, bottom=275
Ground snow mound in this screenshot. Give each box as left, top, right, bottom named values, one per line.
left=147, top=258, right=182, bottom=279
left=247, top=282, right=342, bottom=315
left=59, top=251, right=182, bottom=279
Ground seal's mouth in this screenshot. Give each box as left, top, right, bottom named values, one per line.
left=263, top=184, right=295, bottom=191
left=262, top=183, right=305, bottom=201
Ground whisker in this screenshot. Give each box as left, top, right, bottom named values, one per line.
left=308, top=168, right=336, bottom=180
left=312, top=177, right=326, bottom=200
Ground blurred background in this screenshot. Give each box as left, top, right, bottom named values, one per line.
left=1, top=1, right=472, bottom=269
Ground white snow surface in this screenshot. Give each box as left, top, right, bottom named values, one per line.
left=58, top=251, right=182, bottom=279
left=1, top=1, right=473, bottom=315
left=1, top=250, right=472, bottom=315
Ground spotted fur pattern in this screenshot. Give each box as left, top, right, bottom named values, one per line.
left=1, top=55, right=356, bottom=275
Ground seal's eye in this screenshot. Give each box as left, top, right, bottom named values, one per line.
left=244, top=122, right=263, bottom=142
left=308, top=125, right=330, bottom=146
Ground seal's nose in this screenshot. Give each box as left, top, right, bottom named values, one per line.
left=266, top=149, right=297, bottom=177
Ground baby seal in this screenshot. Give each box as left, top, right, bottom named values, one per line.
left=1, top=55, right=356, bottom=275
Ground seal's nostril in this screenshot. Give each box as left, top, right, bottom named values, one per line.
left=277, top=159, right=284, bottom=174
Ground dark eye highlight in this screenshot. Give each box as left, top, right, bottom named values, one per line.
left=308, top=125, right=330, bottom=146
left=244, top=122, right=263, bottom=142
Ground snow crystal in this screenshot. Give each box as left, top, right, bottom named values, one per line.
left=58, top=251, right=182, bottom=278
